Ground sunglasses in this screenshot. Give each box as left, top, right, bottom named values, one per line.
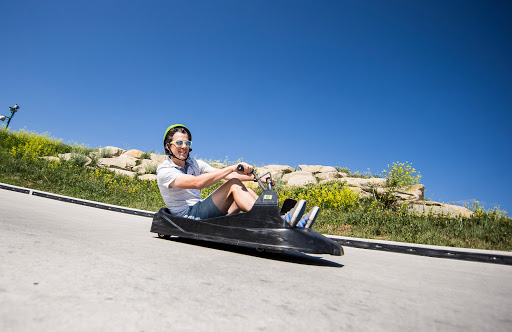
left=170, top=140, right=192, bottom=148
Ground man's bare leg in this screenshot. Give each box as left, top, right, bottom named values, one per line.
left=210, top=179, right=257, bottom=214
left=227, top=187, right=258, bottom=214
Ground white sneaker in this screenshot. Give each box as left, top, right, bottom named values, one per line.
left=282, top=200, right=306, bottom=227
left=297, top=206, right=320, bottom=228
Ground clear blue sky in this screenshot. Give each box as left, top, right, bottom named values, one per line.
left=1, top=1, right=511, bottom=214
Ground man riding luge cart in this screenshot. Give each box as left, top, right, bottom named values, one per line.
left=150, top=124, right=343, bottom=256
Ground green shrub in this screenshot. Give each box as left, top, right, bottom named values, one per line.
left=469, top=201, right=509, bottom=223
left=335, top=166, right=351, bottom=174
left=68, top=151, right=89, bottom=167
left=100, top=148, right=113, bottom=158
left=144, top=163, right=158, bottom=174
left=334, top=166, right=379, bottom=179
left=1, top=128, right=72, bottom=160
left=383, top=161, right=421, bottom=188
left=276, top=181, right=360, bottom=211
left=201, top=181, right=224, bottom=199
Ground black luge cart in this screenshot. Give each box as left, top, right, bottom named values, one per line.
left=150, top=167, right=343, bottom=256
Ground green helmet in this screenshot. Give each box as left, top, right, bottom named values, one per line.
left=163, top=124, right=192, bottom=153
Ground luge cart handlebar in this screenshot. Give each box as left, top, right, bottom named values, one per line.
left=237, top=164, right=273, bottom=191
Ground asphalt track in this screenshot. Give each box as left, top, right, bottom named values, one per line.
left=1, top=189, right=511, bottom=331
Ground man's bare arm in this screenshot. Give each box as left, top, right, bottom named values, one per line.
left=171, top=163, right=253, bottom=189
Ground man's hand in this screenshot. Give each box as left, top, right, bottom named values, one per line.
left=260, top=173, right=276, bottom=186
left=234, top=162, right=254, bottom=175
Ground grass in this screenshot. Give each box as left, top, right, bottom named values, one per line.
left=273, top=183, right=511, bottom=251
left=0, top=129, right=163, bottom=211
left=0, top=149, right=164, bottom=211
left=316, top=203, right=511, bottom=251
left=1, top=128, right=511, bottom=251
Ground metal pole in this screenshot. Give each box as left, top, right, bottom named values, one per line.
left=4, top=105, right=19, bottom=129
left=6, top=110, right=14, bottom=128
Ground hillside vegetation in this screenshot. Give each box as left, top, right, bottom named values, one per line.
left=1, top=128, right=510, bottom=251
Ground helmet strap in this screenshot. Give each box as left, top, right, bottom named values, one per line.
left=166, top=143, right=189, bottom=161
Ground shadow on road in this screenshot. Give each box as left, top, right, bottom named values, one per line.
left=155, top=236, right=344, bottom=268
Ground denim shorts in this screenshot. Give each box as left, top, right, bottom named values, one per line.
left=185, top=195, right=224, bottom=220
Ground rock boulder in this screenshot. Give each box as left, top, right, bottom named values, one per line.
left=99, top=146, right=125, bottom=157
left=133, top=159, right=159, bottom=174
left=256, top=165, right=295, bottom=180
left=339, top=177, right=387, bottom=190
left=139, top=174, right=157, bottom=181
left=408, top=200, right=473, bottom=218
left=124, top=149, right=145, bottom=159
left=315, top=172, right=340, bottom=181
left=151, top=153, right=167, bottom=163
left=282, top=171, right=318, bottom=186
left=299, top=165, right=338, bottom=173
left=109, top=168, right=136, bottom=178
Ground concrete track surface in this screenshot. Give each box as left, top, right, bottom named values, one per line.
left=1, top=189, right=511, bottom=332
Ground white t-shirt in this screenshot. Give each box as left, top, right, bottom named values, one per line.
left=156, top=157, right=214, bottom=216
